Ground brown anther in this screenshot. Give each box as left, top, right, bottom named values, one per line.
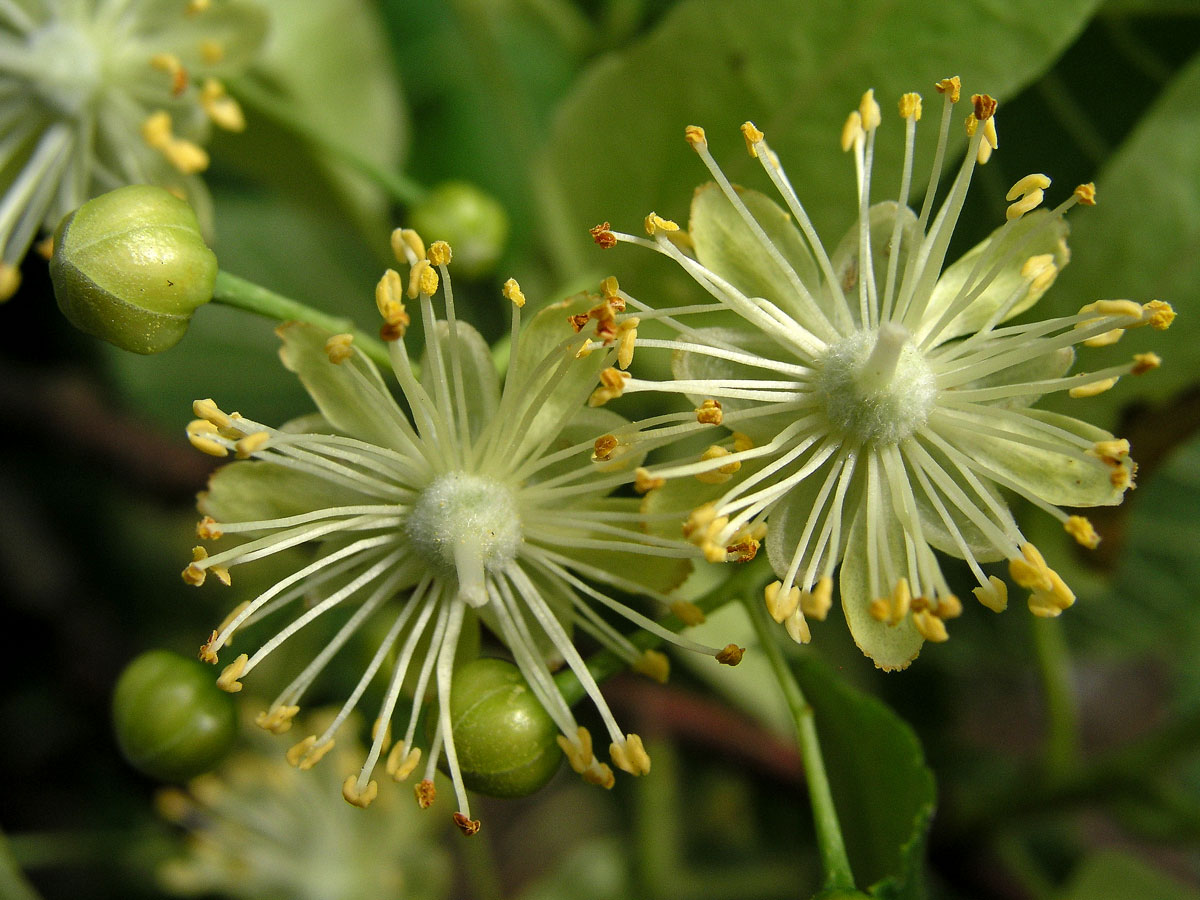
left=415, top=779, right=437, bottom=808
left=935, top=594, right=963, bottom=619
left=1132, top=352, right=1162, bottom=375
left=913, top=610, right=949, bottom=642
left=568, top=313, right=591, bottom=333
left=934, top=76, right=961, bottom=103
left=715, top=644, right=744, bottom=666
left=592, top=434, right=619, bottom=461
left=1074, top=183, right=1097, bottom=205
left=324, top=333, right=355, bottom=364
left=590, top=222, right=617, bottom=249
left=198, top=631, right=219, bottom=664
left=725, top=539, right=759, bottom=562
left=633, top=649, right=670, bottom=684
left=454, top=812, right=481, bottom=835
left=696, top=399, right=723, bottom=425
left=971, top=93, right=997, bottom=120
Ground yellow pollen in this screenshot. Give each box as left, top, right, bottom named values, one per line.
left=255, top=705, right=300, bottom=735
left=684, top=124, right=707, bottom=148
left=1143, top=300, right=1176, bottom=330
left=501, top=277, right=526, bottom=308
left=715, top=644, right=745, bottom=666
left=1064, top=515, right=1100, bottom=549
left=418, top=264, right=440, bottom=297
left=342, top=776, right=378, bottom=809
left=610, top=734, right=651, bottom=776
left=182, top=545, right=210, bottom=586
left=324, top=333, right=355, bottom=364
left=199, top=39, right=224, bottom=64
left=198, top=631, right=219, bottom=664
left=765, top=581, right=801, bottom=624
left=1074, top=182, right=1097, bottom=205
left=414, top=779, right=436, bottom=808
left=234, top=431, right=269, bottom=459
left=935, top=76, right=961, bottom=103
left=196, top=516, right=222, bottom=540
left=1008, top=173, right=1051, bottom=199
left=858, top=89, right=882, bottom=130
left=575, top=338, right=595, bottom=359
left=644, top=213, right=679, bottom=235
left=454, top=813, right=482, bottom=836
left=740, top=121, right=764, bottom=156
left=587, top=368, right=631, bottom=407
left=633, top=649, right=670, bottom=684
left=1010, top=559, right=1052, bottom=593
left=1069, top=376, right=1119, bottom=399
left=913, top=610, right=949, bottom=642
left=633, top=467, right=664, bottom=494
left=696, top=399, right=723, bottom=425
left=200, top=79, right=245, bottom=131
left=670, top=600, right=706, bottom=626
left=1132, top=352, right=1162, bottom=375
left=428, top=240, right=452, bottom=266
left=732, top=432, right=754, bottom=453
left=899, top=92, right=922, bottom=120
left=695, top=445, right=740, bottom=484
left=682, top=503, right=716, bottom=539
left=0, top=263, right=21, bottom=301
left=840, top=110, right=863, bottom=152
left=1021, top=253, right=1059, bottom=298
left=34, top=236, right=53, bottom=259
left=979, top=117, right=999, bottom=165
left=973, top=575, right=1009, bottom=613
left=964, top=113, right=978, bottom=138
left=386, top=743, right=422, bottom=781
left=392, top=228, right=425, bottom=264
left=166, top=138, right=210, bottom=174
left=216, top=653, right=248, bottom=692
left=803, top=577, right=834, bottom=620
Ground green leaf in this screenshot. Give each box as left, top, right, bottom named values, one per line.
left=793, top=657, right=935, bottom=900
left=540, top=0, right=1102, bottom=294
left=1057, top=850, right=1200, bottom=900
left=1041, top=51, right=1200, bottom=432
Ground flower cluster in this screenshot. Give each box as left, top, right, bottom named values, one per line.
left=0, top=0, right=265, bottom=298
left=183, top=231, right=741, bottom=833
left=590, top=79, right=1173, bottom=670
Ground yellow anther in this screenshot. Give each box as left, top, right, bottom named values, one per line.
left=165, top=137, right=210, bottom=174
left=587, top=368, right=631, bottom=407
left=255, top=705, right=300, bottom=735
left=193, top=398, right=233, bottom=429
left=557, top=726, right=595, bottom=775
left=592, top=434, right=619, bottom=462
left=670, top=600, right=706, bottom=627
left=977, top=116, right=998, bottom=164
left=715, top=643, right=745, bottom=666
left=840, top=110, right=864, bottom=152
left=1020, top=253, right=1059, bottom=298
left=899, top=92, right=923, bottom=120
left=803, top=577, right=833, bottom=621
left=428, top=240, right=452, bottom=266
left=574, top=338, right=595, bottom=359
left=342, top=776, right=378, bottom=809
left=1069, top=376, right=1118, bottom=399
left=1074, top=182, right=1097, bottom=205
left=732, top=433, right=754, bottom=453
left=0, top=263, right=21, bottom=301
left=610, top=734, right=651, bottom=776
left=858, top=89, right=882, bottom=131
left=590, top=222, right=617, bottom=249
left=142, top=111, right=173, bottom=149
left=1028, top=592, right=1067, bottom=617
left=418, top=264, right=440, bottom=297
left=740, top=121, right=764, bottom=156
left=765, top=581, right=801, bottom=624
left=600, top=275, right=620, bottom=300
left=1143, top=300, right=1175, bottom=330
left=869, top=599, right=891, bottom=622
left=196, top=515, right=222, bottom=540
left=501, top=277, right=526, bottom=308
left=1078, top=299, right=1143, bottom=320
left=644, top=213, right=680, bottom=235
left=617, top=318, right=638, bottom=369
left=582, top=762, right=615, bottom=789
left=1006, top=174, right=1049, bottom=221
left=454, top=813, right=482, bottom=836
left=187, top=420, right=228, bottom=457
left=386, top=743, right=422, bottom=781
left=210, top=564, right=230, bottom=586
left=372, top=715, right=392, bottom=750
left=324, top=333, right=355, bottom=364
left=965, top=114, right=979, bottom=138
left=695, top=445, right=741, bottom=484
left=199, top=39, right=224, bottom=64
left=971, top=93, right=997, bottom=120
left=889, top=578, right=912, bottom=626
left=973, top=575, right=1008, bottom=613
left=392, top=228, right=425, bottom=264
left=784, top=608, right=812, bottom=644
left=684, top=124, right=708, bottom=148
left=198, top=630, right=219, bottom=664
left=414, top=779, right=437, bottom=808
left=216, top=653, right=248, bottom=693
left=682, top=503, right=717, bottom=539
left=1064, top=515, right=1100, bottom=549
left=1111, top=465, right=1133, bottom=491
left=182, top=545, right=210, bottom=586
left=404, top=260, right=429, bottom=299
left=1089, top=439, right=1130, bottom=464
left=200, top=78, right=245, bottom=131
left=150, top=53, right=188, bottom=95
left=912, top=610, right=949, bottom=642
left=1132, top=352, right=1162, bottom=375
left=935, top=76, right=961, bottom=103
left=1009, top=557, right=1052, bottom=593
left=696, top=399, right=724, bottom=425
left=935, top=594, right=963, bottom=620
left=1083, top=329, right=1124, bottom=348
left=34, top=236, right=53, bottom=259
left=295, top=736, right=335, bottom=771
left=234, top=430, right=269, bottom=459
left=633, top=467, right=664, bottom=494
left=633, top=649, right=670, bottom=684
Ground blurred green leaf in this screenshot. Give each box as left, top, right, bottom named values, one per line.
left=794, top=658, right=935, bottom=900
left=1057, top=850, right=1200, bottom=900
left=538, top=0, right=1103, bottom=292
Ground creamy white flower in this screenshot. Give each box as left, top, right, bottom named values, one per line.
left=593, top=81, right=1173, bottom=670
left=184, top=232, right=740, bottom=832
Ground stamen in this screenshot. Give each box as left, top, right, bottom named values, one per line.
left=1064, top=516, right=1100, bottom=549
left=934, top=76, right=961, bottom=103
left=715, top=644, right=744, bottom=665
left=740, top=121, right=763, bottom=156
left=610, top=733, right=651, bottom=775
left=200, top=79, right=245, bottom=131
left=973, top=575, right=1008, bottom=612
left=633, top=649, right=670, bottom=683
left=1005, top=174, right=1050, bottom=221
left=454, top=813, right=481, bottom=836
left=342, top=775, right=378, bottom=808
left=765, top=580, right=801, bottom=623
left=696, top=398, right=723, bottom=425
left=502, top=277, right=525, bottom=307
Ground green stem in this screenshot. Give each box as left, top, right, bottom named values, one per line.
left=229, top=79, right=427, bottom=207
left=459, top=825, right=505, bottom=900
left=210, top=270, right=393, bottom=371
left=1031, top=616, right=1079, bottom=778
left=743, top=594, right=857, bottom=894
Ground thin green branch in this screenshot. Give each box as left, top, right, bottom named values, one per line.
left=1031, top=616, right=1079, bottom=778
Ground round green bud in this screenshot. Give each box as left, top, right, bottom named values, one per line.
left=429, top=657, right=561, bottom=798
left=51, top=184, right=217, bottom=354
left=112, top=649, right=237, bottom=782
left=410, top=181, right=508, bottom=278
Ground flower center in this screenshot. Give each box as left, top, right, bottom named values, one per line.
left=815, top=323, right=936, bottom=446
left=406, top=472, right=522, bottom=608
left=27, top=23, right=106, bottom=117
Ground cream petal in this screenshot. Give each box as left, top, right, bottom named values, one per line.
left=826, top=201, right=919, bottom=329
left=199, top=460, right=374, bottom=526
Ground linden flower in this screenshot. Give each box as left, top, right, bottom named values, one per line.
left=592, top=81, right=1174, bottom=670
left=183, top=232, right=740, bottom=833
left=0, top=0, right=266, bottom=298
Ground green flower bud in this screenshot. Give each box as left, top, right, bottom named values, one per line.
left=410, top=181, right=508, bottom=278
left=429, top=657, right=561, bottom=798
left=51, top=185, right=217, bottom=354
left=112, top=649, right=237, bottom=782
